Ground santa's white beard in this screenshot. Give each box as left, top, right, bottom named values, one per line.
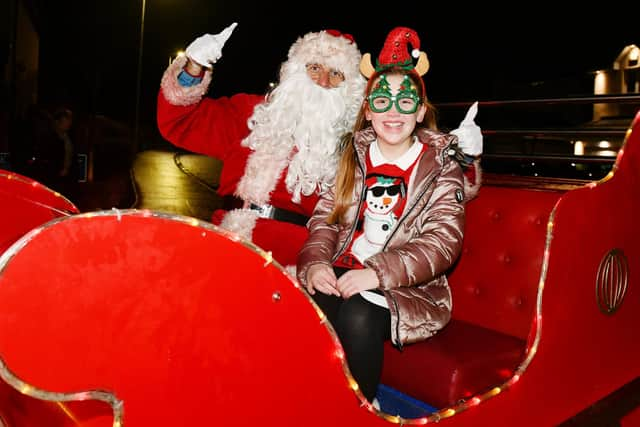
left=242, top=72, right=352, bottom=201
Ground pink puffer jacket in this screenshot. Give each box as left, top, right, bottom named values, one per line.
left=297, top=127, right=466, bottom=347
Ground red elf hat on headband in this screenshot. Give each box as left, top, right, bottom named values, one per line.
left=360, top=27, right=430, bottom=79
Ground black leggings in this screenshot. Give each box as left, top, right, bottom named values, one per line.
left=311, top=267, right=391, bottom=401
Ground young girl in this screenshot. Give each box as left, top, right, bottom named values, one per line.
left=296, top=27, right=467, bottom=405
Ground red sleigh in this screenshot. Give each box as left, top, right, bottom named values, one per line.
left=0, top=109, right=638, bottom=426
left=0, top=170, right=78, bottom=254
left=0, top=211, right=387, bottom=426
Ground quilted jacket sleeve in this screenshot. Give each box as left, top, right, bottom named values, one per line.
left=296, top=188, right=341, bottom=288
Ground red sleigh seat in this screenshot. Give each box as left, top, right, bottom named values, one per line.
left=382, top=186, right=563, bottom=408
left=380, top=109, right=640, bottom=425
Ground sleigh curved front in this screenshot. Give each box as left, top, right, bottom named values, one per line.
left=0, top=211, right=392, bottom=426
left=0, top=169, right=78, bottom=254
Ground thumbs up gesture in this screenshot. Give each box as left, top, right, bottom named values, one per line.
left=450, top=101, right=482, bottom=157
left=185, top=22, right=238, bottom=68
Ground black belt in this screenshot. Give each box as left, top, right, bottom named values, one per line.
left=249, top=203, right=310, bottom=227
left=221, top=195, right=309, bottom=226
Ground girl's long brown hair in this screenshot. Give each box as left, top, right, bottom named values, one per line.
left=326, top=67, right=437, bottom=224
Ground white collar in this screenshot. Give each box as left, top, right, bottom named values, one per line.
left=369, top=136, right=422, bottom=170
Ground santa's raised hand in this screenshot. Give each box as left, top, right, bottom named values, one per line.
left=185, top=22, right=238, bottom=68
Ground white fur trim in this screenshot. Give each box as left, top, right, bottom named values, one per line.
left=160, top=55, right=212, bottom=106
left=236, top=153, right=289, bottom=206
left=219, top=208, right=260, bottom=241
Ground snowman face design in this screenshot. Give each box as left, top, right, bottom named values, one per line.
left=365, top=182, right=403, bottom=215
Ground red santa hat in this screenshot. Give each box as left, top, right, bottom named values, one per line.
left=360, top=26, right=430, bottom=79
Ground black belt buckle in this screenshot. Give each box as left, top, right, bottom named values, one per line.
left=249, top=203, right=309, bottom=227
left=250, top=203, right=274, bottom=219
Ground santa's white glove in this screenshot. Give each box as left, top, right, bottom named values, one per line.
left=450, top=101, right=482, bottom=157
left=185, top=22, right=238, bottom=68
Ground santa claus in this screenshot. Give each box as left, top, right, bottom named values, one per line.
left=157, top=23, right=481, bottom=270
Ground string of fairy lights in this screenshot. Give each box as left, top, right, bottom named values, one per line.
left=0, top=127, right=632, bottom=424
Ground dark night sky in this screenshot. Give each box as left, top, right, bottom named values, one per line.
left=36, top=1, right=639, bottom=129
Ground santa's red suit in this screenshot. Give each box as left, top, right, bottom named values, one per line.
left=157, top=30, right=365, bottom=268
left=157, top=88, right=318, bottom=267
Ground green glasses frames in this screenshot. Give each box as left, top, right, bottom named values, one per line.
left=367, top=93, right=421, bottom=114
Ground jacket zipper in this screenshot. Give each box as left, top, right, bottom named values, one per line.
left=381, top=146, right=448, bottom=251
left=392, top=296, right=403, bottom=350
left=383, top=144, right=450, bottom=348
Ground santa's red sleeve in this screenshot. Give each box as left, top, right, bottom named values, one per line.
left=156, top=55, right=263, bottom=162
